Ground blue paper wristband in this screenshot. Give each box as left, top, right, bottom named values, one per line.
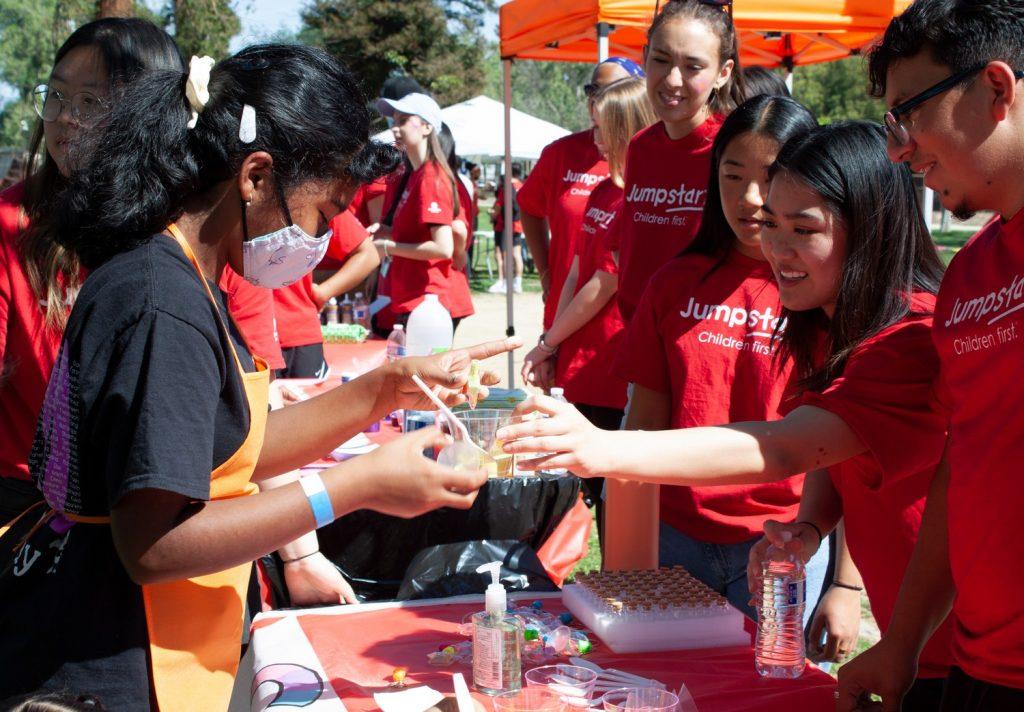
left=299, top=474, right=335, bottom=529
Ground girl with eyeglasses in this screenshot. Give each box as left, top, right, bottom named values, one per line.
left=0, top=19, right=184, bottom=524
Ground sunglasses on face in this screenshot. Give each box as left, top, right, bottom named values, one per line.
left=884, top=62, right=1024, bottom=147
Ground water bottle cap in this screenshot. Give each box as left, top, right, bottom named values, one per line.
left=394, top=324, right=404, bottom=331
left=356, top=292, right=364, bottom=298
left=424, top=294, right=440, bottom=302
left=328, top=297, right=337, bottom=305
left=550, top=387, right=564, bottom=397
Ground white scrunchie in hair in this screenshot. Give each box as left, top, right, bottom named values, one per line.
left=185, top=55, right=216, bottom=129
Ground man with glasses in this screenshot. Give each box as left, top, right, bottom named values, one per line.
left=516, top=58, right=642, bottom=351
left=838, top=2, right=1024, bottom=710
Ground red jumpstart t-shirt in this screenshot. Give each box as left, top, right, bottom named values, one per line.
left=389, top=161, right=473, bottom=318
left=218, top=268, right=284, bottom=370
left=794, top=293, right=953, bottom=679
left=614, top=249, right=803, bottom=543
left=615, top=118, right=721, bottom=323
left=555, top=178, right=628, bottom=410
left=931, top=209, right=1024, bottom=689
left=0, top=183, right=63, bottom=482
left=517, top=130, right=609, bottom=329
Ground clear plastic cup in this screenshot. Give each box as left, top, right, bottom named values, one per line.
left=492, top=687, right=567, bottom=712
left=525, top=665, right=598, bottom=707
left=601, top=687, right=680, bottom=712
left=451, top=409, right=516, bottom=477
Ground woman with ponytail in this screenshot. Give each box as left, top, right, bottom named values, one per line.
left=614, top=0, right=744, bottom=324
left=373, top=93, right=474, bottom=331
left=0, top=45, right=514, bottom=708
left=0, top=18, right=184, bottom=523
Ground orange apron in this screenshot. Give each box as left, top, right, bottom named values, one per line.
left=139, top=224, right=269, bottom=711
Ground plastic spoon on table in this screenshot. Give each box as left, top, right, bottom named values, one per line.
left=409, top=374, right=491, bottom=470
left=568, top=658, right=666, bottom=689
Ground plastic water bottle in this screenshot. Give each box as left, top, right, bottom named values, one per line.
left=755, top=541, right=807, bottom=678
left=340, top=296, right=354, bottom=325
left=386, top=324, right=407, bottom=362
left=406, top=294, right=453, bottom=356
left=325, top=297, right=339, bottom=325
left=545, top=388, right=569, bottom=475
left=353, top=292, right=370, bottom=328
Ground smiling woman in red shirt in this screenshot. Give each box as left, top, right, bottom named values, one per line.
left=614, top=0, right=746, bottom=324
left=0, top=19, right=184, bottom=523
left=500, top=122, right=955, bottom=710
left=372, top=94, right=473, bottom=331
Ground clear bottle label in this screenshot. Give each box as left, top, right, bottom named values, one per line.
left=473, top=625, right=503, bottom=690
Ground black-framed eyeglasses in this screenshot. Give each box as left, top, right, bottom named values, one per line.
left=33, top=84, right=111, bottom=128
left=884, top=62, right=1024, bottom=146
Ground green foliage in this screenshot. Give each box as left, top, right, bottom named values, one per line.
left=791, top=56, right=885, bottom=125
left=0, top=0, right=239, bottom=148
left=301, top=0, right=490, bottom=106
left=482, top=45, right=593, bottom=133
left=167, top=0, right=240, bottom=61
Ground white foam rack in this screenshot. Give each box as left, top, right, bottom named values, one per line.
left=561, top=568, right=750, bottom=654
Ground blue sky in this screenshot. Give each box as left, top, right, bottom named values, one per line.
left=229, top=1, right=501, bottom=50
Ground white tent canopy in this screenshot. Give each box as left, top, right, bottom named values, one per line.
left=372, top=95, right=569, bottom=159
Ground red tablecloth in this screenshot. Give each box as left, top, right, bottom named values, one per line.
left=250, top=594, right=836, bottom=712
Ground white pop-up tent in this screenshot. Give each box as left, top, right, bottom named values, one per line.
left=372, top=94, right=569, bottom=159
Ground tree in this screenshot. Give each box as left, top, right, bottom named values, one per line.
left=483, top=44, right=593, bottom=133
left=168, top=0, right=240, bottom=60
left=302, top=0, right=490, bottom=106
left=96, top=0, right=132, bottom=18
left=791, top=56, right=885, bottom=124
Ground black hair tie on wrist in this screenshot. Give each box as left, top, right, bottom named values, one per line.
left=831, top=580, right=864, bottom=592
left=795, top=520, right=824, bottom=546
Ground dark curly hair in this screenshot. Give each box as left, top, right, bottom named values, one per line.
left=869, top=0, right=1024, bottom=98
left=50, top=43, right=400, bottom=269
left=769, top=122, right=945, bottom=392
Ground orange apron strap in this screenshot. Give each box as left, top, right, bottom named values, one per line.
left=143, top=223, right=271, bottom=711
left=165, top=223, right=247, bottom=374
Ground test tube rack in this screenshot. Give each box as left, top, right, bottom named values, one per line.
left=561, top=567, right=750, bottom=653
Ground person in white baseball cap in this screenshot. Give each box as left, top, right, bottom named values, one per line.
left=373, top=92, right=472, bottom=331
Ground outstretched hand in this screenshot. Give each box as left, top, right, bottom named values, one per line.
left=388, top=337, right=520, bottom=411
left=494, top=395, right=610, bottom=478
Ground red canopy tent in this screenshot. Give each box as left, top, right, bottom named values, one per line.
left=493, top=0, right=913, bottom=385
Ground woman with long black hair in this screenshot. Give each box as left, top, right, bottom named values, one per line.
left=0, top=45, right=513, bottom=709
left=500, top=122, right=955, bottom=709
left=0, top=18, right=184, bottom=523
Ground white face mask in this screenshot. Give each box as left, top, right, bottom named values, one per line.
left=240, top=186, right=331, bottom=289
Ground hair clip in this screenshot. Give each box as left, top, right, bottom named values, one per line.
left=239, top=104, right=257, bottom=143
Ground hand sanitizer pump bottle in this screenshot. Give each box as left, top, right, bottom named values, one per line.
left=472, top=561, right=523, bottom=695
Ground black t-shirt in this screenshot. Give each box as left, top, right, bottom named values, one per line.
left=0, top=235, right=254, bottom=709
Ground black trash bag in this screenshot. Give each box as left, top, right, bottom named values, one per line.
left=396, top=539, right=558, bottom=600
left=314, top=476, right=581, bottom=601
